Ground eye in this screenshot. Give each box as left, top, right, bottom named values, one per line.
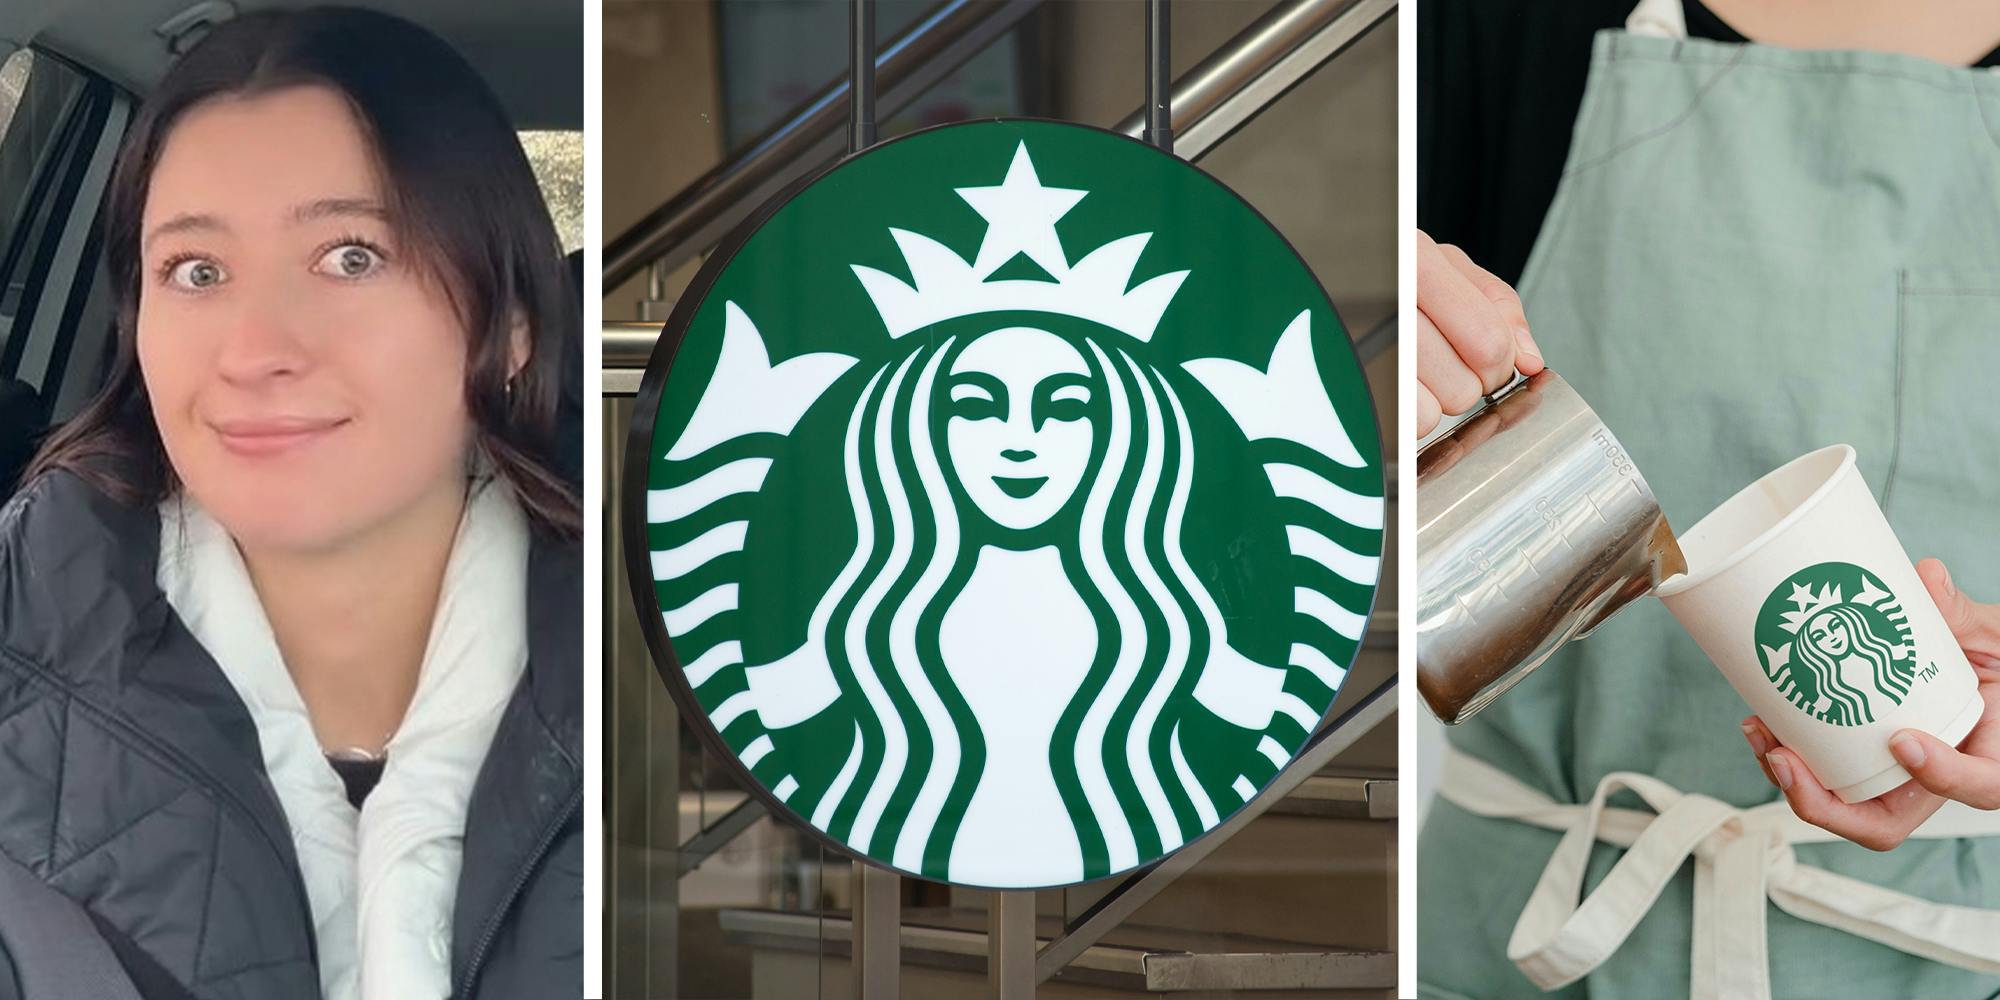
left=948, top=380, right=1002, bottom=420
left=1040, top=380, right=1092, bottom=422
left=313, top=242, right=387, bottom=280
left=164, top=257, right=227, bottom=291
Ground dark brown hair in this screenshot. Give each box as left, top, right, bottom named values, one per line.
left=25, top=6, right=580, bottom=537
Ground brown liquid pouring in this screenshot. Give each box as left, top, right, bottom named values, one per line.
left=1419, top=518, right=1688, bottom=723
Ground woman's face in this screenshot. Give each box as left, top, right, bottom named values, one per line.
left=138, top=85, right=471, bottom=555
left=944, top=327, right=1096, bottom=533
left=1807, top=611, right=1852, bottom=658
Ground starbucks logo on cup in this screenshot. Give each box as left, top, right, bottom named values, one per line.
left=1754, top=562, right=1918, bottom=726
left=627, top=121, right=1384, bottom=888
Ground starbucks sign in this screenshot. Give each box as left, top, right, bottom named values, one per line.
left=1755, top=562, right=1920, bottom=727
left=624, top=119, right=1384, bottom=888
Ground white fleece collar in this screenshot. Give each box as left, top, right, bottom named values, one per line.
left=158, top=479, right=530, bottom=1000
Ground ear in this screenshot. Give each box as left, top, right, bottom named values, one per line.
left=507, top=310, right=531, bottom=381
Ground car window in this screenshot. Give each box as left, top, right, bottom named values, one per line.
left=0, top=48, right=92, bottom=360
left=519, top=129, right=582, bottom=255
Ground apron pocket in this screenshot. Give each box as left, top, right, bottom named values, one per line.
left=1884, top=268, right=2000, bottom=595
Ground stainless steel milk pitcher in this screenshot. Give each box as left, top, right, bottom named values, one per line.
left=1416, top=370, right=1685, bottom=724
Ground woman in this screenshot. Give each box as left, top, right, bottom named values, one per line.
left=1415, top=0, right=2000, bottom=996
left=1793, top=602, right=1914, bottom=725
left=0, top=8, right=579, bottom=1000
left=673, top=316, right=1343, bottom=888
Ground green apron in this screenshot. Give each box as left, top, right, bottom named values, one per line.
left=1419, top=6, right=2000, bottom=998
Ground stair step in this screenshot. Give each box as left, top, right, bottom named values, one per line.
left=717, top=907, right=1394, bottom=992
left=1145, top=950, right=1396, bottom=992
left=1269, top=774, right=1397, bottom=820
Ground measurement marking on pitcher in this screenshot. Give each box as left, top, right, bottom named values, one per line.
left=1534, top=496, right=1575, bottom=551
left=1590, top=428, right=1650, bottom=500
left=1453, top=592, right=1480, bottom=627
left=1582, top=492, right=1612, bottom=527
left=1519, top=548, right=1544, bottom=579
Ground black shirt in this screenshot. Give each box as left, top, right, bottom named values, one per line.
left=1418, top=0, right=2000, bottom=286
left=328, top=755, right=387, bottom=808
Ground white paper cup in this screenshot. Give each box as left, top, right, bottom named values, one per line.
left=1654, top=444, right=1983, bottom=803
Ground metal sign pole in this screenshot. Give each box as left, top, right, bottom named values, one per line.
left=1143, top=0, right=1172, bottom=152
left=845, top=5, right=894, bottom=996
left=990, top=892, right=1037, bottom=999
left=851, top=0, right=878, bottom=152
left=852, top=865, right=901, bottom=999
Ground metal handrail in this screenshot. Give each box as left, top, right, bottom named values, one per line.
left=603, top=321, right=657, bottom=369
left=1357, top=313, right=1395, bottom=365
left=604, top=0, right=1043, bottom=291
left=678, top=798, right=768, bottom=877
left=1118, top=0, right=1393, bottom=160
left=604, top=0, right=1394, bottom=311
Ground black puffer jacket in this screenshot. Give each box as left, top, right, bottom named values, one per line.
left=0, top=471, right=581, bottom=1000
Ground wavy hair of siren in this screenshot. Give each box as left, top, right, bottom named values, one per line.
left=1793, top=604, right=1909, bottom=725
left=23, top=6, right=579, bottom=536
left=788, top=328, right=1230, bottom=881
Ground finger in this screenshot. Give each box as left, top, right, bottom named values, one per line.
left=1416, top=235, right=1518, bottom=394
left=1513, top=326, right=1546, bottom=377
left=1741, top=715, right=1778, bottom=786
left=1416, top=381, right=1442, bottom=438
left=1416, top=311, right=1485, bottom=416
left=1916, top=558, right=2000, bottom=665
left=1889, top=727, right=2000, bottom=810
left=1435, top=243, right=1545, bottom=376
left=1766, top=747, right=1935, bottom=851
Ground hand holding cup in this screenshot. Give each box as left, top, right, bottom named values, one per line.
left=1743, top=558, right=2000, bottom=850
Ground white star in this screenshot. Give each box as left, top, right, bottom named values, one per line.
left=1789, top=581, right=1817, bottom=609
left=955, top=141, right=1086, bottom=280
left=1852, top=575, right=1891, bottom=609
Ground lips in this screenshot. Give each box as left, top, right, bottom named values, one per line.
left=993, top=474, right=1048, bottom=499
left=209, top=415, right=349, bottom=457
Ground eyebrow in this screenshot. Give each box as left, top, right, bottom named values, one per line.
left=141, top=198, right=389, bottom=253
left=292, top=197, right=388, bottom=224
left=142, top=213, right=224, bottom=252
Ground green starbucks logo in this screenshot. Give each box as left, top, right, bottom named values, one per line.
left=626, top=120, right=1383, bottom=888
left=1754, top=562, right=1918, bottom=726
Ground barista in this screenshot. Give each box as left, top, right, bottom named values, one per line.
left=1417, top=0, right=2000, bottom=996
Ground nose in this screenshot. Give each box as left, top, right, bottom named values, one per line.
left=1002, top=448, right=1036, bottom=462
left=214, top=284, right=310, bottom=386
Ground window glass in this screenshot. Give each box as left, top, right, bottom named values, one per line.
left=0, top=48, right=91, bottom=369
left=519, top=129, right=584, bottom=254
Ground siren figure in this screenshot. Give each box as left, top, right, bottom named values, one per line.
left=1774, top=577, right=1916, bottom=726
left=647, top=137, right=1380, bottom=887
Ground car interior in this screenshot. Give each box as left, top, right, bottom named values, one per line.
left=0, top=0, right=585, bottom=499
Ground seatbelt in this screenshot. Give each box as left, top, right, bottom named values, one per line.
left=0, top=849, right=144, bottom=1000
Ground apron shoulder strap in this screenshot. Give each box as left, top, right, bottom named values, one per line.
left=1628, top=0, right=1690, bottom=38
left=0, top=851, right=144, bottom=1000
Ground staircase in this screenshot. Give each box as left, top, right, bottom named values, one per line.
left=708, top=768, right=1398, bottom=997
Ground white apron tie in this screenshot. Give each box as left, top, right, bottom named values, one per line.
left=1439, top=748, right=2000, bottom=998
